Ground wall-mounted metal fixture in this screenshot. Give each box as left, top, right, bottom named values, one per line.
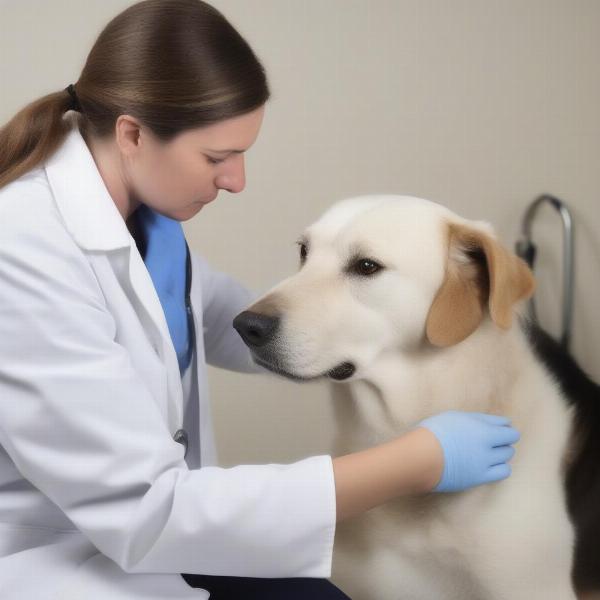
left=515, top=194, right=575, bottom=351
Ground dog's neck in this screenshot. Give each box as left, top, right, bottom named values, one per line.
left=331, top=317, right=540, bottom=448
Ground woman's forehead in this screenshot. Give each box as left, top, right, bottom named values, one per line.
left=179, top=105, right=265, bottom=149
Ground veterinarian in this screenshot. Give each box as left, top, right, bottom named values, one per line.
left=0, top=2, right=521, bottom=599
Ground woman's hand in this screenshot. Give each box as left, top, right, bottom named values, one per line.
left=333, top=410, right=520, bottom=521
left=417, top=410, right=521, bottom=493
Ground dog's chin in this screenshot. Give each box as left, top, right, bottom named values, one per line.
left=252, top=356, right=356, bottom=382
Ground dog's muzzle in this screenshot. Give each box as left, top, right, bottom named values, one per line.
left=233, top=310, right=356, bottom=381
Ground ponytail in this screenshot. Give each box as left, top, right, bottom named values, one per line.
left=0, top=88, right=79, bottom=189
left=0, top=0, right=270, bottom=191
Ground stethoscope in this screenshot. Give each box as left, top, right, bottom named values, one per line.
left=171, top=240, right=195, bottom=459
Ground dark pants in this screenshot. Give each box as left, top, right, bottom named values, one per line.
left=180, top=573, right=352, bottom=599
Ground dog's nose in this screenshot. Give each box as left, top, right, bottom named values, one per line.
left=233, top=311, right=280, bottom=347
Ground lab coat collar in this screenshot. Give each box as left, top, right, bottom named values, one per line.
left=44, top=122, right=185, bottom=432
left=44, top=124, right=132, bottom=252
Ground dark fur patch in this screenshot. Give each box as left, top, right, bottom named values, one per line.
left=522, top=318, right=600, bottom=593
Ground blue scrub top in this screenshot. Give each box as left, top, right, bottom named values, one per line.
left=128, top=204, right=193, bottom=375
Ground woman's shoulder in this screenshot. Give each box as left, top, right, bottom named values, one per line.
left=1, top=166, right=56, bottom=214
left=0, top=167, right=82, bottom=261
left=1, top=165, right=49, bottom=194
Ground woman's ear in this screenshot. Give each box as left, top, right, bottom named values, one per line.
left=426, top=221, right=536, bottom=347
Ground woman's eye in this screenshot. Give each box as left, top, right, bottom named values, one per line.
left=206, top=156, right=225, bottom=165
left=352, top=258, right=383, bottom=276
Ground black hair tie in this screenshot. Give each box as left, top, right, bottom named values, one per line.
left=64, top=84, right=82, bottom=112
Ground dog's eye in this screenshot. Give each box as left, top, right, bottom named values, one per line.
left=352, top=258, right=383, bottom=276
left=297, top=242, right=308, bottom=262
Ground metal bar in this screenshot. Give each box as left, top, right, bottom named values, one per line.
left=515, top=194, right=575, bottom=350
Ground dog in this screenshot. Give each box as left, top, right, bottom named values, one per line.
left=232, top=194, right=600, bottom=599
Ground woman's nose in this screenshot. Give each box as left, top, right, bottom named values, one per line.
left=216, top=155, right=246, bottom=193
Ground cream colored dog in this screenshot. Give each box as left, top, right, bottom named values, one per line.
left=233, top=195, right=580, bottom=599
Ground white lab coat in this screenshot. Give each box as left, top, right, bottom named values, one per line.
left=0, top=126, right=336, bottom=599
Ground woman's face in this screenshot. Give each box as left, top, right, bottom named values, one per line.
left=125, top=104, right=265, bottom=221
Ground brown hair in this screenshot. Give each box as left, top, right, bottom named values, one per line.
left=0, top=0, right=270, bottom=190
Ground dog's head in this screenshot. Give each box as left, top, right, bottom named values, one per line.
left=233, top=195, right=535, bottom=382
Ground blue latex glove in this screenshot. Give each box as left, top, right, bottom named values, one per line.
left=417, top=410, right=520, bottom=492
left=135, top=204, right=192, bottom=375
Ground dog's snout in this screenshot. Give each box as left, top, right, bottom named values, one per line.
left=233, top=311, right=280, bottom=348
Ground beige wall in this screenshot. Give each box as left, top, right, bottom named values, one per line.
left=2, top=0, right=599, bottom=467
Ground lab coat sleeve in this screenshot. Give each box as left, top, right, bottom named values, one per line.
left=191, top=250, right=269, bottom=374
left=0, top=207, right=336, bottom=577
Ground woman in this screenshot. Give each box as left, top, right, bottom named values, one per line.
left=0, top=2, right=520, bottom=599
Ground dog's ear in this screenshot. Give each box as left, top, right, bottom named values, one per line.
left=426, top=222, right=536, bottom=347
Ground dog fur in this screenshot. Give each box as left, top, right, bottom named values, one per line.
left=233, top=195, right=600, bottom=599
